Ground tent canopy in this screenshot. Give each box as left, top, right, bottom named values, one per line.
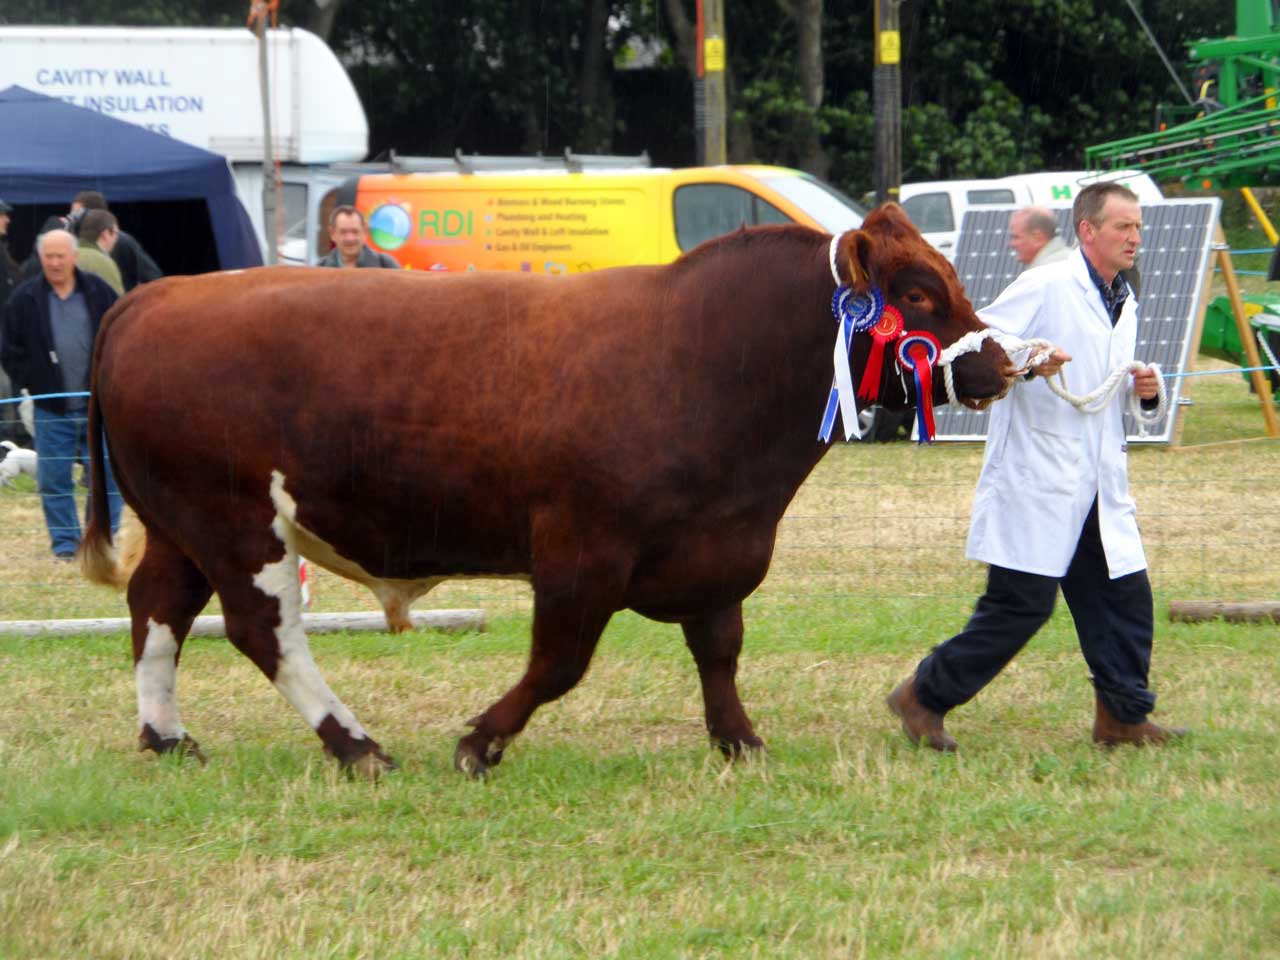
left=0, top=85, right=261, bottom=269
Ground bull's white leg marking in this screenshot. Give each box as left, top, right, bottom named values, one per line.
left=136, top=619, right=184, bottom=740
left=254, top=470, right=370, bottom=739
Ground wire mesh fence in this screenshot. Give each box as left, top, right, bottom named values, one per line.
left=2, top=380, right=1276, bottom=627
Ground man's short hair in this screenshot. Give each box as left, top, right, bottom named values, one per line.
left=37, top=229, right=77, bottom=256
left=329, top=205, right=366, bottom=229
left=1017, top=207, right=1058, bottom=240
left=73, top=190, right=109, bottom=211
left=1072, top=182, right=1139, bottom=238
left=79, top=209, right=118, bottom=245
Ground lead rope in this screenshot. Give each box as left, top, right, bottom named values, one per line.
left=993, top=337, right=1169, bottom=435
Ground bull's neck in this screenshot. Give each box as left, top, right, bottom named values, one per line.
left=677, top=239, right=849, bottom=502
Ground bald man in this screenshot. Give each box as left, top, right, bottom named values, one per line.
left=1008, top=206, right=1070, bottom=268
left=0, top=229, right=123, bottom=558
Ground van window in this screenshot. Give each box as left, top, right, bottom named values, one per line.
left=901, top=192, right=954, bottom=233
left=758, top=173, right=865, bottom=233
left=673, top=184, right=790, bottom=251
left=966, top=188, right=1017, bottom=205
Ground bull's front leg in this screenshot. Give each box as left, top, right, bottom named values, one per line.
left=682, top=603, right=763, bottom=757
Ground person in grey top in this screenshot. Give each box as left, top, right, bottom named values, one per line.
left=0, top=230, right=123, bottom=558
left=317, top=205, right=400, bottom=269
left=1008, top=206, right=1070, bottom=269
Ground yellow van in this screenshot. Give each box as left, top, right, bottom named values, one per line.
left=319, top=158, right=867, bottom=273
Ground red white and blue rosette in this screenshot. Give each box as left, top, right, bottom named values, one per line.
left=818, top=285, right=886, bottom=442
left=895, top=330, right=942, bottom=443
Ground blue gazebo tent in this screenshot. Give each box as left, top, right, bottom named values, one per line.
left=0, top=84, right=262, bottom=270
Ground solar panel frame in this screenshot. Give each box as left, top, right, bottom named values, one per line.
left=933, top=198, right=1222, bottom=444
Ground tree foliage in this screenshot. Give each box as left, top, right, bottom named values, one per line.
left=3, top=0, right=1239, bottom=197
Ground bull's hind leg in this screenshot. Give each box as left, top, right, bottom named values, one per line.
left=206, top=475, right=396, bottom=776
left=454, top=550, right=622, bottom=777
left=128, top=529, right=214, bottom=762
left=682, top=603, right=763, bottom=757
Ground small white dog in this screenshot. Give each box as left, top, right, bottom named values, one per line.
left=0, top=440, right=37, bottom=487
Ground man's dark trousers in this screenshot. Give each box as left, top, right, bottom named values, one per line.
left=912, top=500, right=1156, bottom=724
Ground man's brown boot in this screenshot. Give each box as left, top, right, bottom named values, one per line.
left=887, top=676, right=957, bottom=752
left=1092, top=694, right=1187, bottom=747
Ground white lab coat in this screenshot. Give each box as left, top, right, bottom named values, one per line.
left=967, top=249, right=1146, bottom=579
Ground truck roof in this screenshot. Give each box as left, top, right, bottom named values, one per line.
left=0, top=26, right=367, bottom=164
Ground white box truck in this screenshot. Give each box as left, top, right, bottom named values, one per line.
left=0, top=25, right=369, bottom=262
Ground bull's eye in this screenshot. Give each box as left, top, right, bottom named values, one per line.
left=905, top=291, right=929, bottom=308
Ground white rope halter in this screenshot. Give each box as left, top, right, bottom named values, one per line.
left=825, top=235, right=1167, bottom=431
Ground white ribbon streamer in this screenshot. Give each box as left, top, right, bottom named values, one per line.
left=826, top=234, right=862, bottom=440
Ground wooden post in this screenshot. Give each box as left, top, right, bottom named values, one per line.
left=695, top=0, right=727, bottom=166
left=1169, top=600, right=1280, bottom=624
left=1214, top=223, right=1279, bottom=437
left=873, top=0, right=902, bottom=206
left=254, top=10, right=278, bottom=265
left=0, top=609, right=487, bottom=639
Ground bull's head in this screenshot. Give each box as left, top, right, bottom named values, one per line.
left=833, top=203, right=1013, bottom=410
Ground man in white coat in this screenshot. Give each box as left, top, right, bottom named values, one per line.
left=888, top=182, right=1185, bottom=751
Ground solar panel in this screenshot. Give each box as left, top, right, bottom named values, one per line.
left=934, top=198, right=1222, bottom=444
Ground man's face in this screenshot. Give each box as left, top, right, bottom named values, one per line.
left=40, top=233, right=77, bottom=287
left=0, top=213, right=9, bottom=237
left=1080, top=195, right=1142, bottom=278
left=1008, top=214, right=1047, bottom=265
left=98, top=227, right=119, bottom=254
left=330, top=213, right=366, bottom=259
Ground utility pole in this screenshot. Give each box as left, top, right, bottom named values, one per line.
left=696, top=0, right=727, bottom=165
left=873, top=0, right=902, bottom=206
left=250, top=1, right=278, bottom=264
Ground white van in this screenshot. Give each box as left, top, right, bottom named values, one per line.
left=898, top=170, right=1162, bottom=259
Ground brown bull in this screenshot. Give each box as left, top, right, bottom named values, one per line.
left=81, top=205, right=1010, bottom=776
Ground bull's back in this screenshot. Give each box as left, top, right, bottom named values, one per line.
left=94, top=266, right=674, bottom=573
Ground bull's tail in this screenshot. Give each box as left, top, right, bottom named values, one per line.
left=78, top=374, right=129, bottom=587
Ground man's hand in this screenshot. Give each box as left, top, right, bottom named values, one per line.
left=1132, top=364, right=1160, bottom=400
left=1030, top=347, right=1071, bottom=378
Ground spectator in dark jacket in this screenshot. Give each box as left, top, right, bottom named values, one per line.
left=0, top=229, right=123, bottom=558
left=0, top=198, right=21, bottom=311
left=0, top=197, right=31, bottom=446
left=68, top=190, right=163, bottom=291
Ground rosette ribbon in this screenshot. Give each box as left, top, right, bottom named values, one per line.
left=896, top=331, right=942, bottom=443
left=857, top=304, right=904, bottom=403
left=818, top=286, right=885, bottom=442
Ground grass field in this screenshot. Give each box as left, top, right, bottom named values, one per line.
left=1, top=309, right=1278, bottom=956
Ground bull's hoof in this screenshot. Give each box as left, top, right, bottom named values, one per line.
left=323, top=738, right=398, bottom=780
left=712, top=733, right=765, bottom=760
left=454, top=731, right=508, bottom=779
left=138, top=727, right=207, bottom=766
left=343, top=748, right=399, bottom=781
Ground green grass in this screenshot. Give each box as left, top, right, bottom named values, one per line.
left=1, top=611, right=1278, bottom=958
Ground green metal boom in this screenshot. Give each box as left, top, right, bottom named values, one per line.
left=1088, top=1, right=1280, bottom=188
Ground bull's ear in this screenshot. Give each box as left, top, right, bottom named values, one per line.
left=862, top=202, right=924, bottom=241
left=833, top=229, right=875, bottom=295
